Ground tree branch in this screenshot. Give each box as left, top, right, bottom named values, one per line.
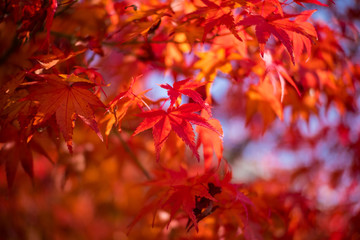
left=113, top=130, right=151, bottom=180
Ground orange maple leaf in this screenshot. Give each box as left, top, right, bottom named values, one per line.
left=103, top=76, right=150, bottom=138
left=246, top=79, right=283, bottom=132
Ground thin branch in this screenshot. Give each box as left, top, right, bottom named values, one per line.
left=131, top=92, right=152, bottom=111
left=113, top=130, right=151, bottom=180
left=55, top=0, right=78, bottom=17
left=104, top=34, right=219, bottom=46
left=0, top=36, right=20, bottom=65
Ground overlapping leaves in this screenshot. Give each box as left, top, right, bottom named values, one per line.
left=128, top=168, right=253, bottom=234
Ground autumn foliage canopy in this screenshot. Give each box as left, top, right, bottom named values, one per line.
left=1, top=0, right=360, bottom=239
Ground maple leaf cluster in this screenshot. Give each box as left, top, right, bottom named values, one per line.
left=0, top=0, right=360, bottom=239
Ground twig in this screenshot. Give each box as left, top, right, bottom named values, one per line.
left=113, top=130, right=151, bottom=180
left=55, top=0, right=78, bottom=17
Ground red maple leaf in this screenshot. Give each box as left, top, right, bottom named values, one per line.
left=203, top=0, right=243, bottom=42
left=24, top=74, right=105, bottom=152
left=184, top=0, right=242, bottom=43
left=133, top=103, right=222, bottom=161
left=127, top=168, right=253, bottom=234
left=1, top=140, right=33, bottom=188
left=237, top=11, right=318, bottom=64
left=159, top=78, right=210, bottom=111
left=127, top=168, right=218, bottom=233
left=162, top=184, right=216, bottom=232
left=0, top=125, right=53, bottom=188
left=73, top=66, right=107, bottom=95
